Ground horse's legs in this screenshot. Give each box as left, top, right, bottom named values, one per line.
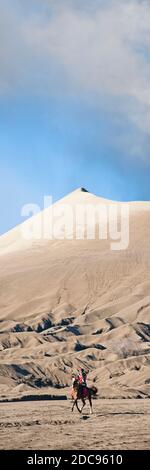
left=89, top=395, right=93, bottom=414
left=72, top=399, right=76, bottom=412
left=80, top=398, right=86, bottom=414
left=72, top=398, right=82, bottom=414
left=72, top=398, right=78, bottom=412
left=75, top=399, right=82, bottom=414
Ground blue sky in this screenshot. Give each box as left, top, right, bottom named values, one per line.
left=0, top=0, right=150, bottom=234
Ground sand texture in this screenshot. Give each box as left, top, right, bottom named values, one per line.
left=0, top=189, right=150, bottom=401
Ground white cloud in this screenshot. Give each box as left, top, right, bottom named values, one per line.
left=0, top=0, right=150, bottom=140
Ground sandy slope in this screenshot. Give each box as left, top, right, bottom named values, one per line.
left=0, top=188, right=150, bottom=399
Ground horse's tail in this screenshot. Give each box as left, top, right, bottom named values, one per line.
left=90, top=386, right=98, bottom=396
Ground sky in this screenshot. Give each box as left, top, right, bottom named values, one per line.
left=0, top=0, right=150, bottom=234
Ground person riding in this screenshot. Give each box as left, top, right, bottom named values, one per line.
left=71, top=368, right=89, bottom=393
left=78, top=368, right=89, bottom=388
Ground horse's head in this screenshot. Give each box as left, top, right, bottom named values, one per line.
left=73, top=379, right=80, bottom=389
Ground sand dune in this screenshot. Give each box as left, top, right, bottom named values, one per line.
left=0, top=188, right=150, bottom=400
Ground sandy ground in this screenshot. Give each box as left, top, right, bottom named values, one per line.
left=0, top=399, right=150, bottom=450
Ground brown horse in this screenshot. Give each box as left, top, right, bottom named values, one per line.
left=71, top=380, right=98, bottom=414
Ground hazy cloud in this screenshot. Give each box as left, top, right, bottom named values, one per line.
left=0, top=0, right=150, bottom=145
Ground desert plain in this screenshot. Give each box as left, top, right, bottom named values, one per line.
left=0, top=399, right=150, bottom=450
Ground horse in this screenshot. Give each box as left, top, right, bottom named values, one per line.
left=71, top=380, right=98, bottom=414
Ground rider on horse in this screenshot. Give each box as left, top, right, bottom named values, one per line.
left=78, top=368, right=88, bottom=387
left=71, top=368, right=97, bottom=414
left=71, top=368, right=89, bottom=395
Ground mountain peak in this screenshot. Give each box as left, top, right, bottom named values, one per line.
left=74, top=187, right=89, bottom=193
